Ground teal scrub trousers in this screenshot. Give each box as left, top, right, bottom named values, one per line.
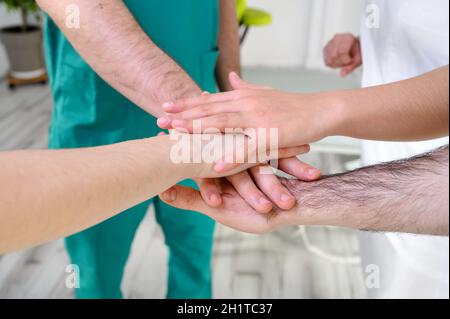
left=43, top=0, right=220, bottom=299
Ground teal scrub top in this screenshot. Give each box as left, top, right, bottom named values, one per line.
left=44, top=0, right=220, bottom=147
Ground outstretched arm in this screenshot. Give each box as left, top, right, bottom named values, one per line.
left=159, top=66, right=449, bottom=150
left=37, top=0, right=201, bottom=117
left=0, top=134, right=308, bottom=254
left=162, top=146, right=449, bottom=236
left=0, top=136, right=188, bottom=253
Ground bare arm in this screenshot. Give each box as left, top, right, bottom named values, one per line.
left=37, top=0, right=201, bottom=117
left=336, top=65, right=449, bottom=141
left=285, top=146, right=449, bottom=235
left=0, top=136, right=187, bottom=253
left=0, top=133, right=307, bottom=253
left=215, top=0, right=241, bottom=92
left=162, top=146, right=449, bottom=236
left=160, top=66, right=449, bottom=150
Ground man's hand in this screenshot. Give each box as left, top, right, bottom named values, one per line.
left=323, top=33, right=362, bottom=77
left=195, top=156, right=320, bottom=214
left=160, top=131, right=320, bottom=213
left=160, top=181, right=296, bottom=234
left=163, top=146, right=450, bottom=236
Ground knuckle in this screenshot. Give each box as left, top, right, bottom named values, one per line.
left=215, top=114, right=230, bottom=127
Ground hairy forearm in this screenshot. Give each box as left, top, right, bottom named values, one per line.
left=0, top=136, right=190, bottom=253
left=330, top=66, right=449, bottom=141
left=37, top=0, right=200, bottom=117
left=283, top=146, right=449, bottom=235
left=215, top=0, right=241, bottom=92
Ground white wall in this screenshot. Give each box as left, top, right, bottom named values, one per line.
left=0, top=1, right=363, bottom=77
left=242, top=0, right=363, bottom=68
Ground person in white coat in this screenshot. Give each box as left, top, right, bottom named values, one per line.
left=358, top=0, right=449, bottom=299
left=324, top=0, right=449, bottom=298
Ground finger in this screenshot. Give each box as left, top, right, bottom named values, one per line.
left=276, top=144, right=311, bottom=159
left=196, top=178, right=223, bottom=207
left=157, top=131, right=167, bottom=136
left=341, top=45, right=362, bottom=77
left=226, top=170, right=273, bottom=214
left=229, top=72, right=272, bottom=90
left=330, top=41, right=340, bottom=62
left=340, top=58, right=362, bottom=77
left=164, top=101, right=242, bottom=122
left=214, top=144, right=311, bottom=174
left=162, top=91, right=239, bottom=113
left=323, top=44, right=334, bottom=67
left=340, top=65, right=356, bottom=77
left=169, top=113, right=243, bottom=133
left=278, top=157, right=322, bottom=181
left=157, top=117, right=174, bottom=129
left=249, top=166, right=296, bottom=210
left=160, top=185, right=214, bottom=217
left=336, top=53, right=353, bottom=67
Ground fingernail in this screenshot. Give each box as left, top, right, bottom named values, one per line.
left=172, top=119, right=187, bottom=129
left=210, top=194, right=221, bottom=204
left=214, top=161, right=226, bottom=172
left=157, top=117, right=171, bottom=127
left=163, top=189, right=176, bottom=202
left=259, top=197, right=271, bottom=206
left=202, top=91, right=210, bottom=95
left=162, top=102, right=174, bottom=110
left=308, top=168, right=320, bottom=177
left=281, top=194, right=293, bottom=202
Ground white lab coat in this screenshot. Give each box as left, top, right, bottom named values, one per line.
left=358, top=0, right=449, bottom=299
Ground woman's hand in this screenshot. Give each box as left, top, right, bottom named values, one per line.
left=160, top=180, right=298, bottom=234
left=158, top=73, right=343, bottom=170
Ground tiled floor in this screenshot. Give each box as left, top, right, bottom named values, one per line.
left=0, top=68, right=366, bottom=299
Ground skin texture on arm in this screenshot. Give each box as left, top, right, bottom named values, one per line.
left=161, top=146, right=449, bottom=236
left=36, top=0, right=201, bottom=117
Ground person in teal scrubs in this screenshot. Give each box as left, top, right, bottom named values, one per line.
left=40, top=0, right=239, bottom=299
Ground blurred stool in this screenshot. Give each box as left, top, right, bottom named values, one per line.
left=237, top=0, right=273, bottom=44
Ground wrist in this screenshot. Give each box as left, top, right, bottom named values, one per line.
left=292, top=91, right=348, bottom=141
left=316, top=90, right=351, bottom=137
left=162, top=133, right=212, bottom=180
left=142, top=71, right=202, bottom=117
left=280, top=178, right=343, bottom=228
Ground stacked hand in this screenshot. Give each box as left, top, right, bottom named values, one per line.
left=160, top=180, right=299, bottom=234
left=157, top=33, right=361, bottom=219
left=156, top=73, right=333, bottom=214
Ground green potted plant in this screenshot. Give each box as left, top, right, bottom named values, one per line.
left=0, top=0, right=47, bottom=88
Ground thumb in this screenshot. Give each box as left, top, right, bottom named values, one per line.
left=340, top=63, right=358, bottom=77
left=159, top=185, right=213, bottom=216
left=229, top=72, right=253, bottom=90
